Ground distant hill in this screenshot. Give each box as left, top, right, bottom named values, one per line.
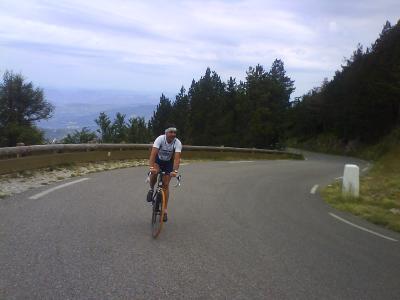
left=36, top=88, right=157, bottom=140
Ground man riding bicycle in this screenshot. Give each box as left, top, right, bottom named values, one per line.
left=147, top=125, right=182, bottom=222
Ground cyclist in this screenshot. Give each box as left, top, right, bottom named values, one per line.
left=147, top=125, right=182, bottom=222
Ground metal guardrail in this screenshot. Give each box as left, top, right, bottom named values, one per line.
left=0, top=143, right=294, bottom=159
left=0, top=143, right=302, bottom=175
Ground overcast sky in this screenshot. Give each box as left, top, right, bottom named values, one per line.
left=1, top=0, right=399, bottom=100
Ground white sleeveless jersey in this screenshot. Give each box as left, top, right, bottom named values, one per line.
left=153, top=135, right=182, bottom=161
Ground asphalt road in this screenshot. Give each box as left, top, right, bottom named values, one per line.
left=1, top=151, right=400, bottom=299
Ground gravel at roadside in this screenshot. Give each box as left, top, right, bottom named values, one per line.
left=0, top=159, right=149, bottom=198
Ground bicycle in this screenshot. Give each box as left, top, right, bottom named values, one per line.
left=146, top=171, right=181, bottom=238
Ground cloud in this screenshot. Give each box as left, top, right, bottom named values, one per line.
left=329, top=21, right=338, bottom=32
left=0, top=0, right=399, bottom=97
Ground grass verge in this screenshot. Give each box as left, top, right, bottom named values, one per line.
left=288, top=128, right=400, bottom=161
left=322, top=145, right=400, bottom=232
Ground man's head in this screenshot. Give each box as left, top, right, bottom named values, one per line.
left=165, top=124, right=177, bottom=141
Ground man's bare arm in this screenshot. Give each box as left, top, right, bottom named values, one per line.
left=149, top=147, right=159, bottom=170
left=173, top=152, right=181, bottom=171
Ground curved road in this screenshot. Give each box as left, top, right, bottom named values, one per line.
left=1, top=152, right=399, bottom=299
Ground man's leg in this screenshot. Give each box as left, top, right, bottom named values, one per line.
left=149, top=174, right=157, bottom=189
left=162, top=174, right=171, bottom=221
left=162, top=174, right=171, bottom=209
left=147, top=164, right=160, bottom=202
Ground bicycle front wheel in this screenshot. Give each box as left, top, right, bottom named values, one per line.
left=151, top=189, right=166, bottom=238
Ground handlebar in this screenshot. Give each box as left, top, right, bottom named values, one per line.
left=145, top=171, right=182, bottom=187
left=174, top=174, right=182, bottom=187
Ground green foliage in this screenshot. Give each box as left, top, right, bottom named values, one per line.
left=95, top=112, right=113, bottom=143
left=62, top=127, right=97, bottom=144
left=0, top=70, right=54, bottom=146
left=171, top=87, right=190, bottom=143
left=149, top=62, right=295, bottom=148
left=0, top=123, right=44, bottom=146
left=322, top=144, right=400, bottom=232
left=188, top=68, right=227, bottom=145
left=94, top=112, right=151, bottom=143
left=358, top=128, right=400, bottom=160
left=149, top=94, right=173, bottom=138
left=127, top=116, right=151, bottom=143
left=288, top=20, right=400, bottom=146
left=244, top=61, right=294, bottom=148
left=112, top=112, right=128, bottom=143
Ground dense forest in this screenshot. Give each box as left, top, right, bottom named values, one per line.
left=148, top=58, right=294, bottom=148
left=64, top=58, right=294, bottom=148
left=289, top=20, right=400, bottom=146
left=145, top=20, right=399, bottom=149
left=1, top=20, right=399, bottom=150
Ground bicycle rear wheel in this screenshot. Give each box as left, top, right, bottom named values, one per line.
left=151, top=189, right=166, bottom=238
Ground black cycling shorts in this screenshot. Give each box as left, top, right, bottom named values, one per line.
left=155, top=156, right=173, bottom=174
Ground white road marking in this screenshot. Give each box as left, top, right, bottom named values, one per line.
left=228, top=160, right=254, bottom=164
left=329, top=213, right=398, bottom=242
left=310, top=184, right=319, bottom=194
left=29, top=178, right=90, bottom=200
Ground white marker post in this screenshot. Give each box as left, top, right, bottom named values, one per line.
left=342, top=164, right=359, bottom=197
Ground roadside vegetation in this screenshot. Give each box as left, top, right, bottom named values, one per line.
left=1, top=16, right=399, bottom=233
left=288, top=128, right=400, bottom=161
left=322, top=144, right=400, bottom=232
left=288, top=21, right=400, bottom=232
left=287, top=21, right=399, bottom=156
left=69, top=58, right=295, bottom=149
left=1, top=21, right=398, bottom=153
left=0, top=71, right=54, bottom=147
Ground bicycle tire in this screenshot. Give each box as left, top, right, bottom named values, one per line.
left=151, top=189, right=166, bottom=238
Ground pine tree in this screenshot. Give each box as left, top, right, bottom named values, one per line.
left=171, top=86, right=190, bottom=143
left=62, top=127, right=97, bottom=144
left=112, top=112, right=127, bottom=143
left=95, top=112, right=113, bottom=143
left=189, top=68, right=226, bottom=145
left=288, top=20, right=400, bottom=145
left=150, top=94, right=173, bottom=137
left=128, top=116, right=150, bottom=143
left=0, top=71, right=54, bottom=146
